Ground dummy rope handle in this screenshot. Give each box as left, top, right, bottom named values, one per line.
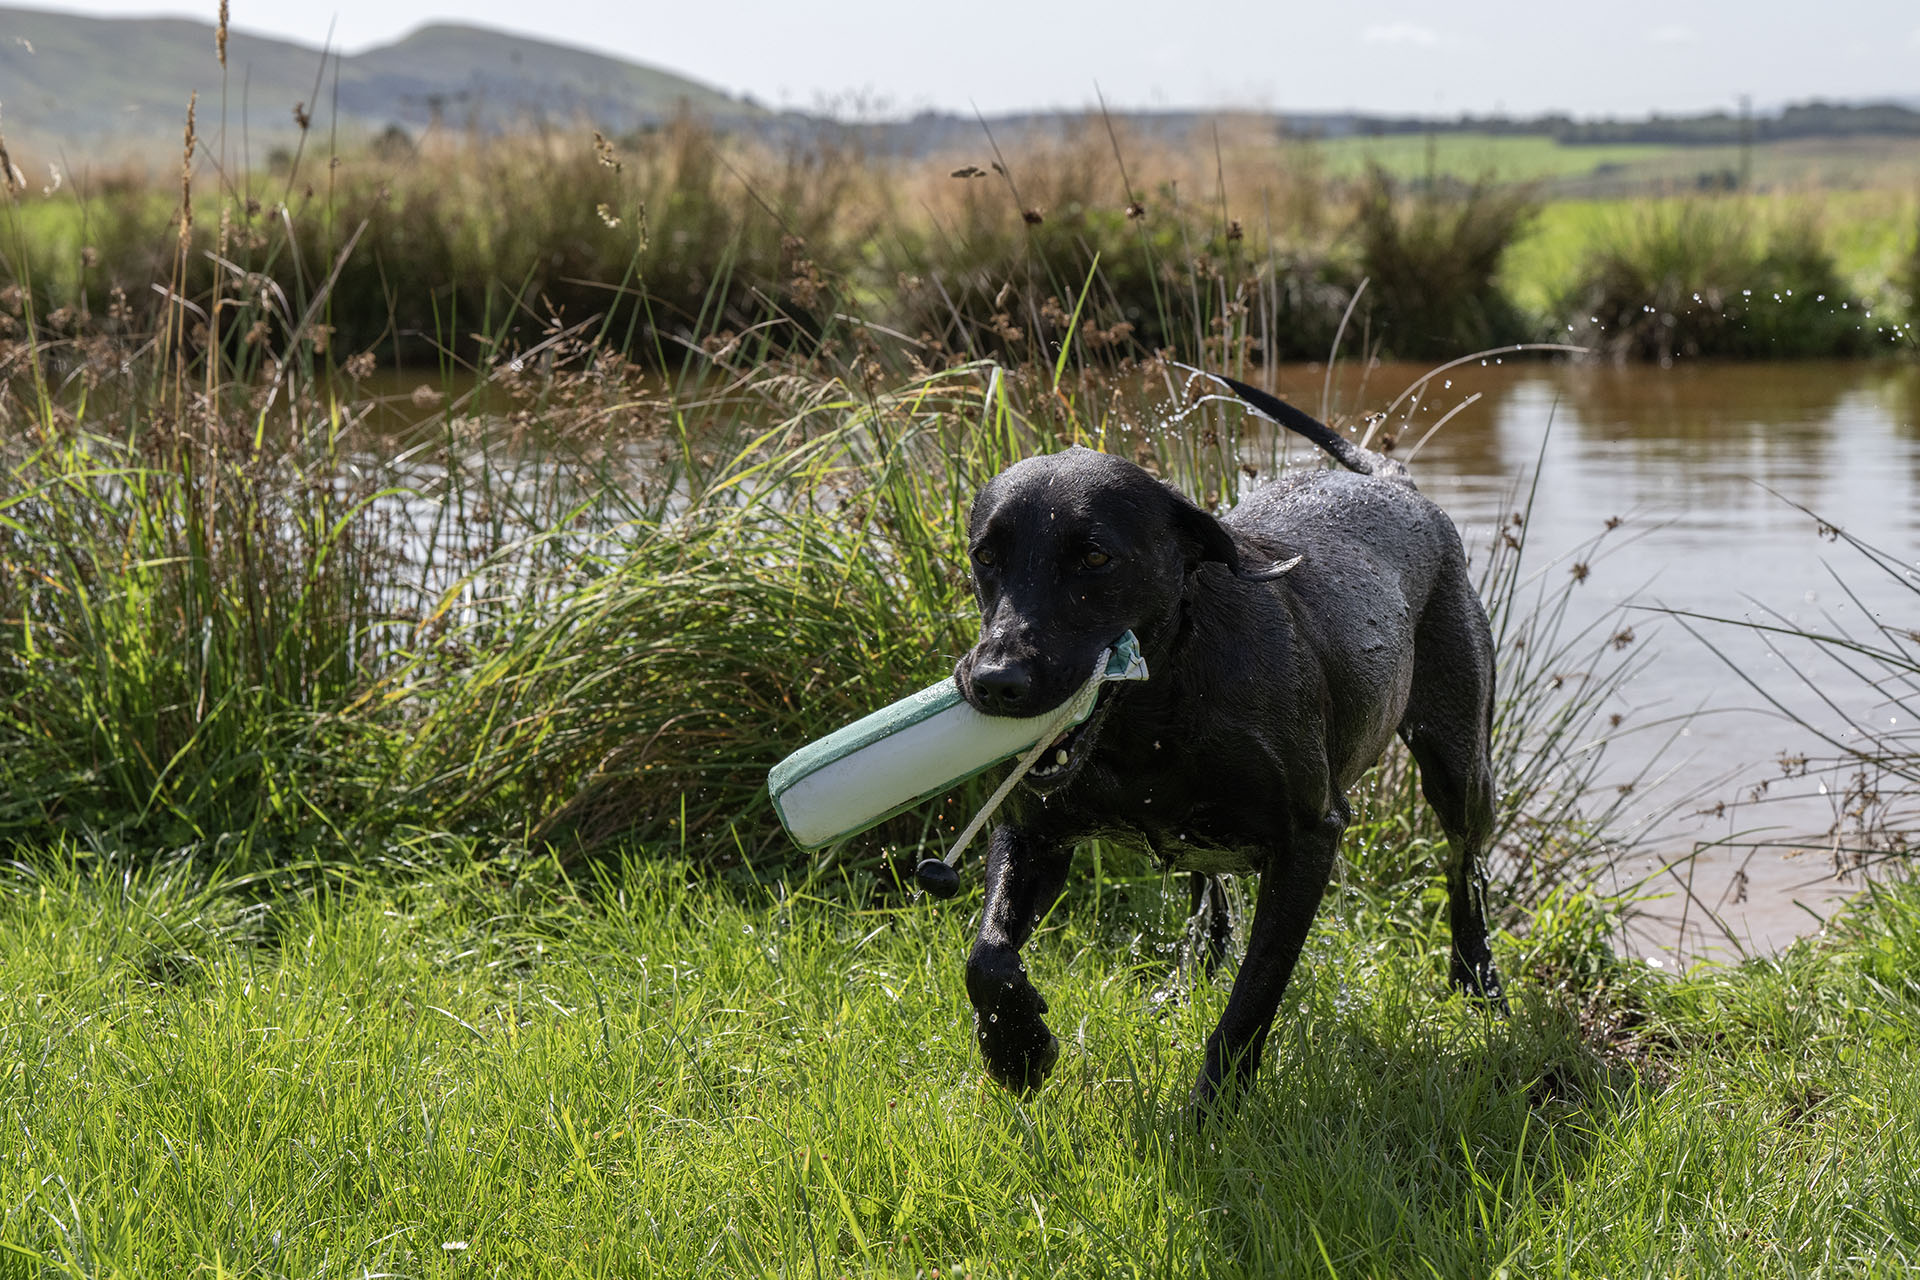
left=913, top=655, right=1107, bottom=899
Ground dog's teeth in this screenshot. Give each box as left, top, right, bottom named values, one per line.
left=1055, top=749, right=1069, bottom=766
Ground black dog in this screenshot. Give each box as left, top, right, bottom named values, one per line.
left=951, top=376, right=1503, bottom=1115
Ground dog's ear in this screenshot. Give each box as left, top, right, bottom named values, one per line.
left=1167, top=489, right=1300, bottom=582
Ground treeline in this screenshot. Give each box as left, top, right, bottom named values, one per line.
left=773, top=101, right=1920, bottom=157
left=1115, top=101, right=1920, bottom=147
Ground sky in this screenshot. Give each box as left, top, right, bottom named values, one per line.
left=15, top=0, right=1920, bottom=119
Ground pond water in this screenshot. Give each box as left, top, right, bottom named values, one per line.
left=1240, top=358, right=1919, bottom=962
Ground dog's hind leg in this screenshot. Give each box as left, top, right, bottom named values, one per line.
left=1188, top=873, right=1234, bottom=977
left=967, top=823, right=1072, bottom=1092
left=1400, top=592, right=1506, bottom=1008
left=1411, top=734, right=1504, bottom=1008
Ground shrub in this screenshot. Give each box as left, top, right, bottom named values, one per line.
left=1350, top=166, right=1540, bottom=359
left=1563, top=200, right=1875, bottom=361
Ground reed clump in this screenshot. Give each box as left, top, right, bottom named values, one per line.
left=1350, top=165, right=1542, bottom=358
left=14, top=120, right=1914, bottom=375
left=5, top=119, right=870, bottom=372
left=1, top=302, right=1641, bottom=923
left=876, top=124, right=1355, bottom=369
left=1563, top=199, right=1879, bottom=361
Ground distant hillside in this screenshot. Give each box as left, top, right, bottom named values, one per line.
left=0, top=6, right=753, bottom=156
left=4, top=5, right=1916, bottom=170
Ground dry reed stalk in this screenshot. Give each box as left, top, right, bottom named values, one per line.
left=216, top=1, right=228, bottom=68
left=180, top=92, right=198, bottom=250
left=0, top=106, right=20, bottom=197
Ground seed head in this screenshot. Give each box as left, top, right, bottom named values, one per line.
left=592, top=131, right=622, bottom=172
left=179, top=92, right=197, bottom=247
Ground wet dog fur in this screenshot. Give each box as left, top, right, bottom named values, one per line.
left=951, top=375, right=1504, bottom=1116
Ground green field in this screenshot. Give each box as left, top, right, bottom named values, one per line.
left=1306, top=131, right=1920, bottom=195
left=1303, top=132, right=1681, bottom=184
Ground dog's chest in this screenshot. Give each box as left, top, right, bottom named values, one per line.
left=1057, top=716, right=1275, bottom=872
left=1077, top=774, right=1268, bottom=875
left=1142, top=827, right=1264, bottom=875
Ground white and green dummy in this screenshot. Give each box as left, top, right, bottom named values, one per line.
left=768, top=632, right=1149, bottom=893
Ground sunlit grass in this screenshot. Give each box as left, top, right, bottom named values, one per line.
left=3, top=850, right=1919, bottom=1276
left=1506, top=192, right=1912, bottom=325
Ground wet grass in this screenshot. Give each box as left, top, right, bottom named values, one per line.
left=4, top=845, right=1920, bottom=1276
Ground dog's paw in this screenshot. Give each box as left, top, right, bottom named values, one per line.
left=977, top=1013, right=1060, bottom=1093
left=1188, top=1038, right=1260, bottom=1126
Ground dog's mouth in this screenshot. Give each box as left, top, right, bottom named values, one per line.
left=1023, top=689, right=1116, bottom=794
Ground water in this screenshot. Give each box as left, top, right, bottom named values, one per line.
left=1246, top=358, right=1919, bottom=961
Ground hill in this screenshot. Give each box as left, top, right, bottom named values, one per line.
left=0, top=6, right=752, bottom=156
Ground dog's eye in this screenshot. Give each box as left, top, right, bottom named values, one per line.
left=972, top=546, right=996, bottom=568
left=1081, top=549, right=1111, bottom=569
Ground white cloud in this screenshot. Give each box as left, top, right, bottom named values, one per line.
left=1362, top=22, right=1441, bottom=47
left=1649, top=24, right=1698, bottom=44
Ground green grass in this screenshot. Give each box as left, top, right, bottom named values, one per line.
left=4, top=848, right=1920, bottom=1276
left=1306, top=132, right=1920, bottom=196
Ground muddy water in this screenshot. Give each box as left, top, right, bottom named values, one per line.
left=1236, top=359, right=1920, bottom=961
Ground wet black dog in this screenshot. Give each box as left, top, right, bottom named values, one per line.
left=951, top=376, right=1503, bottom=1116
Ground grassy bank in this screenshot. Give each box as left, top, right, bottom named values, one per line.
left=2, top=286, right=1650, bottom=893
left=3, top=846, right=1919, bottom=1276
left=4, top=119, right=1914, bottom=370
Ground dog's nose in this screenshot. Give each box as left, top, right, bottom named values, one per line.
left=969, top=659, right=1032, bottom=715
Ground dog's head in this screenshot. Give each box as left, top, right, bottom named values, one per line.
left=954, top=448, right=1290, bottom=786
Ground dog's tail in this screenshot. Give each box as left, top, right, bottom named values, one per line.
left=1215, top=374, right=1408, bottom=480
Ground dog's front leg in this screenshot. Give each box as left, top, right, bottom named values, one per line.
left=966, top=822, right=1071, bottom=1092
left=1191, top=812, right=1342, bottom=1118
